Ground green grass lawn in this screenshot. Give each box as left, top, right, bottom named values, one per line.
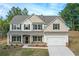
left=68, top=37, right=79, bottom=56
left=0, top=48, right=49, bottom=56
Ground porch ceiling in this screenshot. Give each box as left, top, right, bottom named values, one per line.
left=7, top=31, right=44, bottom=35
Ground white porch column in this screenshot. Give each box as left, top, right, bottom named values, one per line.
left=21, top=24, right=24, bottom=31
left=7, top=34, right=9, bottom=45
left=9, top=35, right=12, bottom=44
left=42, top=24, right=44, bottom=30
left=21, top=35, right=23, bottom=44
left=30, top=35, right=32, bottom=44
left=10, top=24, right=12, bottom=31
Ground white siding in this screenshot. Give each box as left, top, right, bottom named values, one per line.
left=30, top=15, right=45, bottom=23
left=21, top=19, right=32, bottom=31
left=44, top=32, right=68, bottom=45
left=10, top=24, right=21, bottom=31
left=43, top=35, right=46, bottom=42
left=10, top=24, right=12, bottom=31
left=53, top=18, right=68, bottom=31
left=7, top=34, right=9, bottom=45
left=44, top=18, right=69, bottom=32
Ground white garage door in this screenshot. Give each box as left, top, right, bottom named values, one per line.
left=47, top=37, right=66, bottom=46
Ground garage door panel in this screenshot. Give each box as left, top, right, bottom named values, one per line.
left=47, top=37, right=66, bottom=46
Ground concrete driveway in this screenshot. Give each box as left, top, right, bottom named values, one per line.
left=48, top=46, right=75, bottom=56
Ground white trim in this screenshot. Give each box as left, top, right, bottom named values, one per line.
left=21, top=35, right=23, bottom=44
left=7, top=34, right=9, bottom=45
left=11, top=24, right=21, bottom=31
left=32, top=24, right=43, bottom=30
left=44, top=17, right=69, bottom=31
left=32, top=36, right=42, bottom=42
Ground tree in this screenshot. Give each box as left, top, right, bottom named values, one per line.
left=0, top=17, right=5, bottom=39
left=6, top=6, right=28, bottom=22
left=1, top=6, right=29, bottom=38
left=22, top=8, right=28, bottom=15
left=60, top=3, right=79, bottom=31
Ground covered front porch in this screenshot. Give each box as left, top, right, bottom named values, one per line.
left=7, top=31, right=47, bottom=45
left=8, top=34, right=44, bottom=44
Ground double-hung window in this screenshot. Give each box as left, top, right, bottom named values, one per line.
left=24, top=24, right=30, bottom=30
left=33, top=24, right=42, bottom=30
left=53, top=24, right=60, bottom=30
left=12, top=35, right=21, bottom=42
left=33, top=36, right=42, bottom=42
left=33, top=24, right=37, bottom=30
left=17, top=24, right=21, bottom=30
left=12, top=24, right=21, bottom=30
left=12, top=24, right=16, bottom=30
left=38, top=24, right=42, bottom=30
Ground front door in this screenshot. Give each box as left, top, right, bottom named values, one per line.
left=25, top=36, right=28, bottom=44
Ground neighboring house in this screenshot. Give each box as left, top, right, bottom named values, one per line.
left=7, top=15, right=69, bottom=46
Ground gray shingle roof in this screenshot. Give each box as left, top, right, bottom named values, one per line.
left=10, top=15, right=32, bottom=24
left=10, top=15, right=61, bottom=24
left=38, top=15, right=58, bottom=24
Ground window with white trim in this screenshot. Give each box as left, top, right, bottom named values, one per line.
left=12, top=35, right=21, bottom=42
left=33, top=36, right=42, bottom=42
left=33, top=24, right=42, bottom=30
left=38, top=24, right=42, bottom=30
left=24, top=24, right=30, bottom=30
left=12, top=24, right=21, bottom=30
left=53, top=24, right=60, bottom=30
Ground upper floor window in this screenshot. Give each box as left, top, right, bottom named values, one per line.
left=24, top=24, right=30, bottom=30
left=38, top=24, right=42, bottom=30
left=12, top=24, right=21, bottom=30
left=33, top=24, right=42, bottom=30
left=53, top=24, right=60, bottom=30
left=33, top=24, right=37, bottom=30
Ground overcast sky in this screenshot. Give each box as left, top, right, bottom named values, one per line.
left=0, top=3, right=66, bottom=19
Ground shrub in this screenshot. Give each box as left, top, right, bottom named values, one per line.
left=2, top=45, right=9, bottom=49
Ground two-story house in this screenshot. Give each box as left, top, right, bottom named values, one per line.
left=7, top=15, right=69, bottom=46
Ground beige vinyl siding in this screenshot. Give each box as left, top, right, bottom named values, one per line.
left=30, top=15, right=45, bottom=23
left=21, top=18, right=32, bottom=31
left=44, top=18, right=68, bottom=32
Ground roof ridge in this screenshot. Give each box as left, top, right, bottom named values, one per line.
left=10, top=15, right=62, bottom=24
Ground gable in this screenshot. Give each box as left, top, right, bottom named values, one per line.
left=29, top=15, right=45, bottom=23
left=21, top=18, right=32, bottom=24
left=44, top=17, right=69, bottom=32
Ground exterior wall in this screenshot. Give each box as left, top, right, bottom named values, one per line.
left=21, top=19, right=32, bottom=31
left=8, top=34, right=23, bottom=45
left=43, top=34, right=47, bottom=42
left=10, top=16, right=45, bottom=31
left=8, top=15, right=69, bottom=45
left=8, top=32, right=68, bottom=45
left=30, top=15, right=45, bottom=23
left=7, top=34, right=44, bottom=45
left=44, top=18, right=68, bottom=32
left=10, top=24, right=21, bottom=31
